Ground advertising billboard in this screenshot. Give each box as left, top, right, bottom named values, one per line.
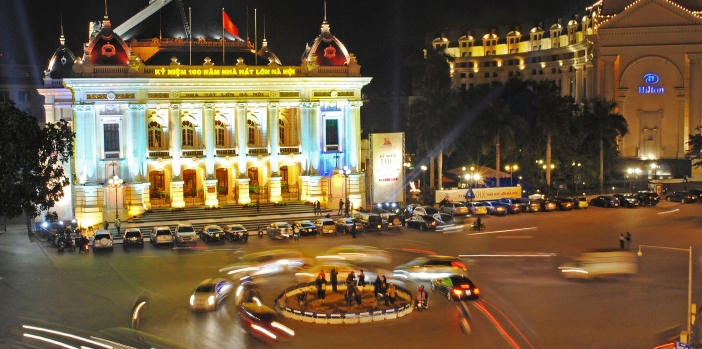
left=369, top=133, right=404, bottom=204
left=435, top=186, right=521, bottom=203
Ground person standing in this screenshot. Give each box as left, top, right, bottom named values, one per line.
left=619, top=234, right=625, bottom=250
left=358, top=270, right=366, bottom=288
left=351, top=221, right=357, bottom=238
left=386, top=283, right=397, bottom=306
left=338, top=199, right=344, bottom=215
left=313, top=201, right=317, bottom=216
left=330, top=268, right=338, bottom=292
left=373, top=276, right=381, bottom=296
left=625, top=232, right=632, bottom=250
left=115, top=218, right=121, bottom=236
left=293, top=225, right=300, bottom=241
left=315, top=272, right=327, bottom=303
left=103, top=220, right=109, bottom=230
left=345, top=199, right=351, bottom=217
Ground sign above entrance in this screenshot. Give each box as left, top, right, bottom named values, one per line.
left=639, top=73, right=664, bottom=94
left=146, top=91, right=301, bottom=99
left=153, top=67, right=298, bottom=77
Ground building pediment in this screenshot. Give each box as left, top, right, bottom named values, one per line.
left=599, top=0, right=702, bottom=29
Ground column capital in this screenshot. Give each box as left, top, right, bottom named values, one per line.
left=236, top=103, right=248, bottom=110
left=73, top=104, right=94, bottom=111
left=170, top=103, right=182, bottom=111
left=300, top=102, right=311, bottom=108
left=203, top=103, right=215, bottom=110
left=127, top=103, right=147, bottom=111
left=687, top=53, right=702, bottom=61
left=310, top=102, right=320, bottom=108
left=268, top=102, right=280, bottom=109
left=348, top=101, right=363, bottom=108
left=601, top=55, right=618, bottom=63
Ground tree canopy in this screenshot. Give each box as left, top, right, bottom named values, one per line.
left=0, top=101, right=74, bottom=222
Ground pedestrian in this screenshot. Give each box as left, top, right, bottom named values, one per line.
left=338, top=199, right=344, bottom=215
left=346, top=271, right=356, bottom=285
left=315, top=272, right=327, bottom=303
left=293, top=225, right=300, bottom=241
left=386, top=283, right=397, bottom=306
left=345, top=199, right=351, bottom=217
left=345, top=280, right=356, bottom=306
left=355, top=284, right=363, bottom=305
left=256, top=199, right=260, bottom=213
left=619, top=234, right=625, bottom=250
left=625, top=232, right=632, bottom=250
left=115, top=218, right=121, bottom=236
left=358, top=270, right=366, bottom=288
left=317, top=201, right=321, bottom=216
left=103, top=220, right=109, bottom=230
left=313, top=201, right=317, bottom=215
left=351, top=221, right=357, bottom=238
left=373, top=275, right=381, bottom=296
left=330, top=268, right=338, bottom=292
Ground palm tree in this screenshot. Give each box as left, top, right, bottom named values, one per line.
left=581, top=97, right=628, bottom=193
left=531, top=80, right=576, bottom=189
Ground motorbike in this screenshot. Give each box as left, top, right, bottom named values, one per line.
left=57, top=234, right=76, bottom=252
left=416, top=298, right=428, bottom=311
left=457, top=301, right=472, bottom=335
left=79, top=238, right=90, bottom=253
left=471, top=222, right=485, bottom=232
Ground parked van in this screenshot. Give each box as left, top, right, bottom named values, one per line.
left=559, top=250, right=638, bottom=279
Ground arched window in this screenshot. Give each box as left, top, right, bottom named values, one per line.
left=215, top=120, right=226, bottom=146
left=182, top=121, right=194, bottom=147
left=149, top=170, right=165, bottom=191
left=247, top=167, right=258, bottom=185
left=280, top=165, right=288, bottom=185
left=216, top=168, right=228, bottom=194
left=148, top=121, right=163, bottom=149
left=247, top=119, right=256, bottom=145
left=279, top=119, right=285, bottom=145
left=183, top=169, right=197, bottom=197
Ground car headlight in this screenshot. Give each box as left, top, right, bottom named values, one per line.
left=208, top=295, right=215, bottom=305
left=190, top=295, right=195, bottom=305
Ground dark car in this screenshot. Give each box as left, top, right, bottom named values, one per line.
left=335, top=218, right=364, bottom=234
left=666, top=191, right=697, bottom=203
left=636, top=191, right=660, bottom=206
left=482, top=201, right=507, bottom=216
left=404, top=215, right=438, bottom=231
left=430, top=275, right=480, bottom=300
left=223, top=224, right=249, bottom=241
left=553, top=197, right=575, bottom=211
left=513, top=198, right=538, bottom=212
left=292, top=221, right=319, bottom=236
left=123, top=228, right=144, bottom=248
left=590, top=196, right=620, bottom=208
left=357, top=214, right=383, bottom=231
left=382, top=214, right=403, bottom=231
left=613, top=194, right=639, bottom=208
left=533, top=199, right=556, bottom=211
left=497, top=198, right=522, bottom=214
left=199, top=225, right=225, bottom=242
left=687, top=189, right=702, bottom=202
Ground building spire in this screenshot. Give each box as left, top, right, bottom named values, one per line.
left=102, top=0, right=111, bottom=27
left=321, top=0, right=330, bottom=32
left=60, top=10, right=65, bottom=46
left=324, top=0, right=327, bottom=22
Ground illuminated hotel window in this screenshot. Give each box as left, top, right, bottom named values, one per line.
left=280, top=166, right=289, bottom=185
left=183, top=169, right=196, bottom=197
left=462, top=52, right=467, bottom=57
left=247, top=119, right=257, bottom=145
left=216, top=168, right=228, bottom=193
left=149, top=170, right=165, bottom=191
left=325, top=119, right=339, bottom=147
left=215, top=120, right=226, bottom=146
left=182, top=121, right=194, bottom=147
left=104, top=124, right=120, bottom=153
left=148, top=121, right=163, bottom=148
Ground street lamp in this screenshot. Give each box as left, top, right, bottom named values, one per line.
left=650, top=163, right=659, bottom=180
left=108, top=175, right=123, bottom=222
left=573, top=162, right=582, bottom=194
left=638, top=244, right=693, bottom=342
left=342, top=166, right=351, bottom=217
left=627, top=168, right=641, bottom=192
left=420, top=165, right=427, bottom=188
left=504, top=164, right=518, bottom=186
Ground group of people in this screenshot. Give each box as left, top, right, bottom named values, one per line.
left=312, top=268, right=397, bottom=307
left=338, top=198, right=352, bottom=217
left=312, top=201, right=322, bottom=216
left=619, top=232, right=632, bottom=250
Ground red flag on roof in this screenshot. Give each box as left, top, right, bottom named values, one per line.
left=222, top=10, right=240, bottom=39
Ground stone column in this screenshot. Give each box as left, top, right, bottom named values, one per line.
left=236, top=177, right=251, bottom=204
left=585, top=62, right=594, bottom=100
left=170, top=180, right=185, bottom=208
left=268, top=102, right=280, bottom=174
left=236, top=103, right=248, bottom=178
left=135, top=104, right=147, bottom=181
left=203, top=103, right=215, bottom=177
left=309, top=102, right=321, bottom=174
left=307, top=175, right=323, bottom=204
left=688, top=54, right=702, bottom=136
left=75, top=184, right=103, bottom=229
left=349, top=101, right=362, bottom=172
left=142, top=182, right=151, bottom=210
left=204, top=178, right=218, bottom=206
left=602, top=56, right=617, bottom=101
left=127, top=183, right=145, bottom=217
left=574, top=64, right=583, bottom=102
left=677, top=88, right=687, bottom=158
left=299, top=102, right=311, bottom=174
left=72, top=105, right=88, bottom=184
left=299, top=175, right=310, bottom=201
left=169, top=104, right=182, bottom=178
left=269, top=176, right=282, bottom=203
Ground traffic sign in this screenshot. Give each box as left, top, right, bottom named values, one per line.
left=676, top=341, right=691, bottom=349
left=465, top=189, right=475, bottom=199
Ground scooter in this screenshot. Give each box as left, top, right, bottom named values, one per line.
left=471, top=222, right=485, bottom=232
left=457, top=301, right=472, bottom=335
left=79, top=238, right=90, bottom=253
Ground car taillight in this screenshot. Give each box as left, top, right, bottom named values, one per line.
left=453, top=289, right=463, bottom=296
left=474, top=288, right=480, bottom=295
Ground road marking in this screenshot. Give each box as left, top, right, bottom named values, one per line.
left=495, top=235, right=533, bottom=239
left=459, top=253, right=556, bottom=258
left=466, top=227, right=536, bottom=236
left=658, top=209, right=680, bottom=215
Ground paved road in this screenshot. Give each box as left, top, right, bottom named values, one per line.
left=1, top=200, right=700, bottom=348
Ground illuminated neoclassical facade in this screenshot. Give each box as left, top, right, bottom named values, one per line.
left=434, top=0, right=702, bottom=178
left=39, top=12, right=370, bottom=226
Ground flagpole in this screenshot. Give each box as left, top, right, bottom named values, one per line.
left=188, top=7, right=192, bottom=65
left=222, top=8, right=225, bottom=64
left=254, top=8, right=257, bottom=66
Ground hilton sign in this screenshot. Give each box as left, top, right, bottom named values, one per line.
left=638, top=73, right=665, bottom=94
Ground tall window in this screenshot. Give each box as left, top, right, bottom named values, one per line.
left=280, top=166, right=288, bottom=185
left=183, top=169, right=197, bottom=197
left=149, top=170, right=165, bottom=191
left=103, top=124, right=120, bottom=152
left=247, top=119, right=256, bottom=145
left=216, top=168, right=228, bottom=194
left=182, top=121, right=194, bottom=147
left=247, top=167, right=259, bottom=185
left=148, top=121, right=163, bottom=148
left=325, top=119, right=339, bottom=146
left=279, top=119, right=285, bottom=145
left=215, top=120, right=226, bottom=146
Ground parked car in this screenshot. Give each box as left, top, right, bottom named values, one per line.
left=687, top=189, right=702, bottom=202
left=440, top=202, right=469, bottom=216
left=497, top=198, right=522, bottom=214
left=533, top=199, right=556, bottom=212
left=356, top=213, right=383, bottom=231
left=292, top=221, right=319, bottom=236
left=465, top=202, right=488, bottom=215
left=381, top=213, right=402, bottom=231
left=482, top=201, right=507, bottom=216
left=573, top=197, right=589, bottom=209
left=553, top=197, right=575, bottom=211
left=199, top=225, right=225, bottom=242
left=150, top=226, right=173, bottom=246
left=636, top=191, right=660, bottom=206
left=175, top=223, right=197, bottom=245
left=513, top=198, right=538, bottom=212
left=314, top=218, right=336, bottom=234
left=335, top=218, right=364, bottom=234
left=189, top=278, right=232, bottom=312
left=266, top=222, right=292, bottom=239
left=393, top=255, right=467, bottom=281
left=123, top=228, right=144, bottom=248
left=93, top=230, right=114, bottom=251
left=404, top=215, right=438, bottom=231
left=666, top=191, right=697, bottom=203
left=590, top=196, right=620, bottom=208
left=613, top=194, right=639, bottom=208
left=223, top=224, right=249, bottom=241
left=413, top=205, right=439, bottom=216
left=433, top=213, right=455, bottom=226
left=431, top=275, right=480, bottom=300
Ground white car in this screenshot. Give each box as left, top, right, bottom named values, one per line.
left=92, top=230, right=113, bottom=251
left=440, top=202, right=469, bottom=216
left=189, top=278, right=232, bottom=312
left=393, top=256, right=467, bottom=281
left=175, top=223, right=197, bottom=244
left=219, top=249, right=310, bottom=276
left=315, top=245, right=391, bottom=265
left=150, top=226, right=173, bottom=245
left=314, top=218, right=336, bottom=234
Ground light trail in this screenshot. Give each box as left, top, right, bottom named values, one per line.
left=657, top=209, right=679, bottom=215
left=23, top=325, right=112, bottom=348
left=467, top=227, right=536, bottom=236
left=458, top=253, right=556, bottom=258
left=482, top=299, right=538, bottom=349
left=23, top=333, right=78, bottom=349
left=474, top=302, right=522, bottom=349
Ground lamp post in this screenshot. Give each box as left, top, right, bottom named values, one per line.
left=504, top=164, right=518, bottom=186
left=108, top=175, right=123, bottom=222
left=342, top=166, right=351, bottom=217
left=627, top=167, right=641, bottom=193
left=650, top=163, right=659, bottom=180
left=420, top=165, right=427, bottom=188
left=573, top=162, right=582, bottom=194
left=465, top=167, right=481, bottom=202
left=638, top=244, right=693, bottom=342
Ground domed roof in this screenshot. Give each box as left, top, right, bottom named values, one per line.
left=47, top=29, right=76, bottom=79
left=86, top=17, right=130, bottom=65
left=258, top=38, right=282, bottom=65
left=300, top=18, right=350, bottom=66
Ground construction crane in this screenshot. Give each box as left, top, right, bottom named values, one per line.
left=113, top=0, right=173, bottom=37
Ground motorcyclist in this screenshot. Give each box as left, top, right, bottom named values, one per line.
left=78, top=234, right=90, bottom=252
left=416, top=285, right=428, bottom=310
left=457, top=300, right=472, bottom=334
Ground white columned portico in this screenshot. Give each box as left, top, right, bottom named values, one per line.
left=348, top=101, right=362, bottom=172
left=309, top=102, right=321, bottom=173
left=203, top=103, right=218, bottom=206
left=268, top=102, right=282, bottom=202
left=169, top=103, right=185, bottom=208
left=236, top=103, right=248, bottom=178
left=299, top=102, right=311, bottom=175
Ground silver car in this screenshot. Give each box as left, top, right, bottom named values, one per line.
left=440, top=202, right=469, bottom=216
left=93, top=230, right=114, bottom=251
left=314, top=218, right=336, bottom=234
left=266, top=222, right=291, bottom=239
left=189, top=278, right=232, bottom=312
left=150, top=226, right=173, bottom=246
left=393, top=256, right=467, bottom=281
left=175, top=223, right=197, bottom=244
